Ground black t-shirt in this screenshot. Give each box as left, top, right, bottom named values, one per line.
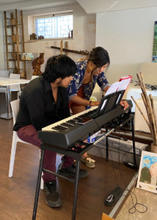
left=13, top=76, right=70, bottom=131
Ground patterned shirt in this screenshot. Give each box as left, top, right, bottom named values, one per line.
left=68, top=60, right=109, bottom=100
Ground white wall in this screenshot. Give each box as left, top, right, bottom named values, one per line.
left=0, top=12, right=5, bottom=71
left=96, top=7, right=157, bottom=83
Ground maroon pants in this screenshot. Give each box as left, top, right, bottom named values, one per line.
left=17, top=125, right=74, bottom=183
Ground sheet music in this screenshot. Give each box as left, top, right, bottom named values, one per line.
left=100, top=77, right=132, bottom=111
left=105, top=78, right=131, bottom=96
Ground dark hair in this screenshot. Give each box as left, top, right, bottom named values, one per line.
left=88, top=46, right=110, bottom=67
left=43, top=55, right=77, bottom=82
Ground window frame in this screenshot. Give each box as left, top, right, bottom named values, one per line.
left=33, top=11, right=73, bottom=40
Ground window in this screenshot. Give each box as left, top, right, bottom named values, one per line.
left=35, top=13, right=73, bottom=39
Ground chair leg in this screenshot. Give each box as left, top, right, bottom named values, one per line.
left=38, top=150, right=44, bottom=190
left=17, top=90, right=21, bottom=99
left=8, top=132, right=17, bottom=177
left=40, top=173, right=44, bottom=190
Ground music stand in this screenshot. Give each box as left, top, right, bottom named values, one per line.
left=92, top=90, right=125, bottom=118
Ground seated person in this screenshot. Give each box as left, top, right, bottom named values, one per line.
left=68, top=47, right=110, bottom=168
left=13, top=55, right=88, bottom=208
left=68, top=46, right=128, bottom=168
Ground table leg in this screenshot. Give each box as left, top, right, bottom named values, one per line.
left=5, top=86, right=12, bottom=119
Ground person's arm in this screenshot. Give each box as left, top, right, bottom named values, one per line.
left=103, top=85, right=110, bottom=94
left=70, top=95, right=99, bottom=107
left=25, top=91, right=46, bottom=130
left=68, top=70, right=99, bottom=107
left=97, top=72, right=110, bottom=95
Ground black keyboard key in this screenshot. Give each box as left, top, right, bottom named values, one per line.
left=52, top=125, right=67, bottom=131
left=68, top=119, right=79, bottom=124
left=62, top=122, right=74, bottom=127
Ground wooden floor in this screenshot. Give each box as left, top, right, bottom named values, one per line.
left=0, top=119, right=136, bottom=220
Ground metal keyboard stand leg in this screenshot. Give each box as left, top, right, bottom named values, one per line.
left=32, top=148, right=45, bottom=220
left=72, top=159, right=80, bottom=220
left=130, top=115, right=137, bottom=168
left=32, top=143, right=93, bottom=220
left=105, top=129, right=109, bottom=161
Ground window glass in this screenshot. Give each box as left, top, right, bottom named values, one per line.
left=35, top=14, right=73, bottom=39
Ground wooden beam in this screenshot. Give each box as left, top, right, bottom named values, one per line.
left=50, top=46, right=89, bottom=55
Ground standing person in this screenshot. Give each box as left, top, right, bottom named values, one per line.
left=13, top=55, right=88, bottom=209
left=68, top=46, right=110, bottom=168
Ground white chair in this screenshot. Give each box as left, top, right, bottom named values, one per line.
left=31, top=75, right=39, bottom=80
left=9, top=99, right=44, bottom=189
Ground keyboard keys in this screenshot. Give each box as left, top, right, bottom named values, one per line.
left=62, top=122, right=74, bottom=127
left=52, top=125, right=67, bottom=131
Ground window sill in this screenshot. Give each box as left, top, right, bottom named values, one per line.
left=25, top=37, right=73, bottom=43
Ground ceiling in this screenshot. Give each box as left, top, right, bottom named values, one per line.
left=77, top=0, right=157, bottom=13
left=0, top=0, right=157, bottom=12
left=0, top=0, right=76, bottom=11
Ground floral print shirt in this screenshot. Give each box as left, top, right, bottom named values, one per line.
left=68, top=60, right=109, bottom=100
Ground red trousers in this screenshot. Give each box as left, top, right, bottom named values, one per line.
left=17, top=125, right=73, bottom=183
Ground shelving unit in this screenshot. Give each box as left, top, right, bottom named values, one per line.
left=4, top=9, right=26, bottom=78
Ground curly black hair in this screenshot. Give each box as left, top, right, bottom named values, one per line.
left=43, top=55, right=77, bottom=82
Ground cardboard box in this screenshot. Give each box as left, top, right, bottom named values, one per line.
left=102, top=213, right=114, bottom=220
left=89, top=136, right=148, bottom=165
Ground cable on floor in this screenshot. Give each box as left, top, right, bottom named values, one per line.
left=127, top=190, right=148, bottom=214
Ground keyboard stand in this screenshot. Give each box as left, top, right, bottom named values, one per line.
left=32, top=141, right=94, bottom=220
left=105, top=113, right=137, bottom=168
left=32, top=114, right=137, bottom=220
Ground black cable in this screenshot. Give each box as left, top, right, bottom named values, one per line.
left=127, top=189, right=148, bottom=214
left=98, top=129, right=148, bottom=216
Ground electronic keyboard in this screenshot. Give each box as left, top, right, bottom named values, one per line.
left=38, top=104, right=131, bottom=149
